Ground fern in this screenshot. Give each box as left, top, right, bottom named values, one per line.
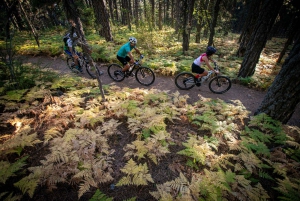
left=177, top=135, right=215, bottom=166
left=89, top=189, right=113, bottom=201
left=116, top=159, right=154, bottom=186
left=150, top=172, right=193, bottom=200
left=274, top=177, right=300, bottom=201
left=0, top=156, right=28, bottom=184
left=1, top=125, right=41, bottom=156
left=14, top=171, right=40, bottom=198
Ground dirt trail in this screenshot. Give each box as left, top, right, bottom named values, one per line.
left=21, top=56, right=300, bottom=127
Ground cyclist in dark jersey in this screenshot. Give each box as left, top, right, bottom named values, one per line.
left=63, top=20, right=82, bottom=72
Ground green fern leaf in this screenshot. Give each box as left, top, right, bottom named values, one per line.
left=0, top=156, right=28, bottom=184
left=89, top=189, right=113, bottom=201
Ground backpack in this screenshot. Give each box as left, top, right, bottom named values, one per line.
left=63, top=33, right=70, bottom=46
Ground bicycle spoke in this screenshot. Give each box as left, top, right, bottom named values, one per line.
left=136, top=67, right=155, bottom=86
left=209, top=76, right=231, bottom=94
left=107, top=64, right=125, bottom=82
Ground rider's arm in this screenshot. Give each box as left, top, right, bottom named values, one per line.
left=128, top=51, right=134, bottom=62
left=203, top=56, right=214, bottom=71
left=134, top=47, right=142, bottom=55
left=205, top=56, right=218, bottom=73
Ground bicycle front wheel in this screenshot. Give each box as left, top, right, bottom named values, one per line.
left=107, top=64, right=125, bottom=82
left=175, top=72, right=195, bottom=90
left=135, top=66, right=155, bottom=86
left=85, top=62, right=97, bottom=79
left=209, top=76, right=231, bottom=94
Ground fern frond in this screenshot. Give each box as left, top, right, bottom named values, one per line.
left=78, top=177, right=97, bottom=198
left=117, top=159, right=153, bottom=186
left=274, top=177, right=300, bottom=201
left=89, top=189, right=113, bottom=201
left=14, top=172, right=40, bottom=198
left=44, top=127, right=62, bottom=145
left=2, top=125, right=41, bottom=155
left=0, top=156, right=28, bottom=184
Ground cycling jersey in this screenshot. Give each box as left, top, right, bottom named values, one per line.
left=193, top=53, right=207, bottom=66
left=117, top=42, right=135, bottom=58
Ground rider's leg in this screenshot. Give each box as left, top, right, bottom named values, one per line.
left=191, top=63, right=206, bottom=78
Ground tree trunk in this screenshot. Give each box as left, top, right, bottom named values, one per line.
left=63, top=0, right=106, bottom=101
left=150, top=0, right=155, bottom=29
left=134, top=0, right=140, bottom=28
left=158, top=0, right=162, bottom=30
left=208, top=0, right=222, bottom=46
left=238, top=0, right=284, bottom=78
left=182, top=0, right=195, bottom=52
left=91, top=0, right=113, bottom=42
left=18, top=1, right=40, bottom=47
left=255, top=32, right=300, bottom=124
left=236, top=0, right=262, bottom=57
left=276, top=15, right=300, bottom=63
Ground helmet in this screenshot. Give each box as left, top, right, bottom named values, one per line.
left=72, top=32, right=78, bottom=39
left=129, top=37, right=137, bottom=44
left=206, top=46, right=217, bottom=55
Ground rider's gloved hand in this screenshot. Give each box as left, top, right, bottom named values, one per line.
left=214, top=70, right=219, bottom=74
left=140, top=54, right=144, bottom=59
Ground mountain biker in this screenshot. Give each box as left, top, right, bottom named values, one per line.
left=116, top=37, right=143, bottom=76
left=63, top=19, right=82, bottom=72
left=192, top=46, right=219, bottom=80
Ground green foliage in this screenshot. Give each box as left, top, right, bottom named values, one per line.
left=275, top=178, right=300, bottom=201
left=89, top=189, right=113, bottom=201
left=0, top=156, right=28, bottom=184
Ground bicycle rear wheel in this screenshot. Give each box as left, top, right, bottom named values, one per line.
left=209, top=76, right=231, bottom=94
left=107, top=64, right=125, bottom=82
left=67, top=57, right=80, bottom=74
left=175, top=72, right=195, bottom=90
left=135, top=66, right=155, bottom=86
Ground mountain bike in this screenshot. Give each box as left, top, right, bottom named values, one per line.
left=66, top=53, right=102, bottom=79
left=107, top=55, right=155, bottom=86
left=174, top=62, right=231, bottom=94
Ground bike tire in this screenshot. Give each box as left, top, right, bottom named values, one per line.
left=67, top=57, right=80, bottom=74
left=85, top=62, right=97, bottom=79
left=175, top=72, right=195, bottom=90
left=107, top=63, right=125, bottom=82
left=209, top=75, right=231, bottom=94
left=135, top=66, right=155, bottom=86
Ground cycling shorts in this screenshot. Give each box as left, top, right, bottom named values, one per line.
left=191, top=63, right=205, bottom=74
left=117, top=55, right=131, bottom=65
left=64, top=49, right=79, bottom=57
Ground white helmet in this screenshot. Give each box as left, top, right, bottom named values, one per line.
left=129, top=37, right=137, bottom=44
left=72, top=32, right=78, bottom=39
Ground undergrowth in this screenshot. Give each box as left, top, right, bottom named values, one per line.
left=0, top=65, right=299, bottom=200
left=4, top=26, right=288, bottom=91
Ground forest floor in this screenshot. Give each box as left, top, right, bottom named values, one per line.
left=21, top=55, right=300, bottom=128
left=1, top=55, right=298, bottom=201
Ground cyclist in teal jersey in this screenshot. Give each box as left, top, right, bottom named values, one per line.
left=116, top=37, right=142, bottom=76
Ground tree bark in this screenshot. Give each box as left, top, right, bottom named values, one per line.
left=91, top=0, right=113, bottom=42
left=276, top=14, right=300, bottom=63
left=236, top=0, right=262, bottom=57
left=238, top=0, right=284, bottom=78
left=255, top=31, right=300, bottom=124
left=18, top=1, right=40, bottom=47
left=208, top=0, right=222, bottom=46
left=182, top=0, right=195, bottom=52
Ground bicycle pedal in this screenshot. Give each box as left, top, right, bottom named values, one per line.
left=196, top=83, right=201, bottom=87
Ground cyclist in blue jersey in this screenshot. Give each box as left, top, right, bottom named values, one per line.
left=116, top=37, right=142, bottom=76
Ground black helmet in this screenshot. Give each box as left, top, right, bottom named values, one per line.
left=206, top=46, right=217, bottom=55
